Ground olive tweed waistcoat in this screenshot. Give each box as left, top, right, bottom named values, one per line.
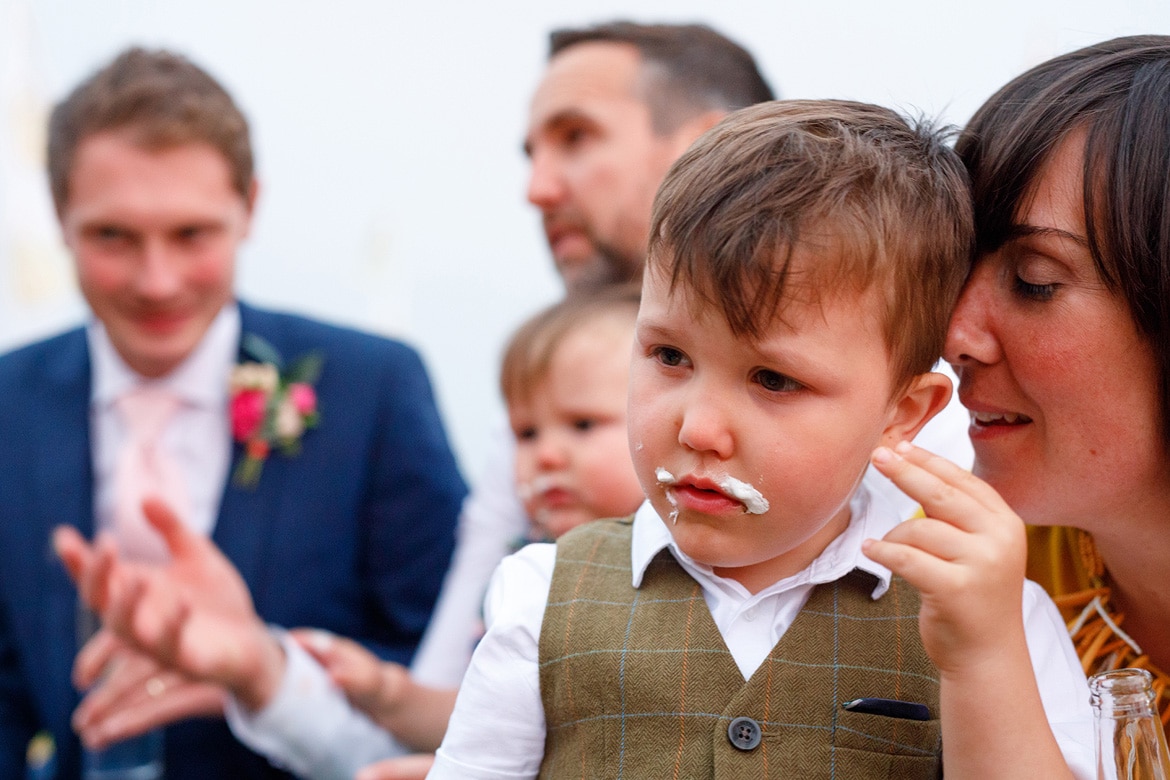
left=538, top=518, right=942, bottom=779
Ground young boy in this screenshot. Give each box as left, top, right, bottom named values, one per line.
left=428, top=101, right=1094, bottom=778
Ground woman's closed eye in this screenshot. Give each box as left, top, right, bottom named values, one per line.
left=1012, top=275, right=1058, bottom=302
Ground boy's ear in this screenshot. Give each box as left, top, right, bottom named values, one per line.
left=880, top=371, right=952, bottom=447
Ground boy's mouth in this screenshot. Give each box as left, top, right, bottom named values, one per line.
left=655, top=467, right=770, bottom=518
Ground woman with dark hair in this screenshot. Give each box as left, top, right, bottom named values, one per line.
left=947, top=35, right=1170, bottom=722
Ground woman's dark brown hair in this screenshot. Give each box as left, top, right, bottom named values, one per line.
left=957, top=35, right=1170, bottom=441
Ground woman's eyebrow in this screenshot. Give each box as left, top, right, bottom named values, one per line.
left=1004, top=223, right=1089, bottom=247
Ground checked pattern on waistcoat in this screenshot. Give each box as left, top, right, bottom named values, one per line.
left=538, top=518, right=943, bottom=780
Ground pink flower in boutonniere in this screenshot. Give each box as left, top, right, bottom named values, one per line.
left=229, top=334, right=324, bottom=488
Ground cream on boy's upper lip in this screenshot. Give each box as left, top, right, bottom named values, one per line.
left=655, top=467, right=769, bottom=515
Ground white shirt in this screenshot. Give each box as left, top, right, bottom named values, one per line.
left=224, top=415, right=529, bottom=776
left=88, top=303, right=238, bottom=538
left=429, top=489, right=1095, bottom=780
left=412, top=417, right=529, bottom=687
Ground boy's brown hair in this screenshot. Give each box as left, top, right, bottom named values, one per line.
left=501, top=284, right=641, bottom=407
left=48, top=47, right=253, bottom=215
left=648, top=99, right=973, bottom=394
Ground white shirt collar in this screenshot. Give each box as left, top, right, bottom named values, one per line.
left=88, top=302, right=241, bottom=409
left=629, top=481, right=897, bottom=599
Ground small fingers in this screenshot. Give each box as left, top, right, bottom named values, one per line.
left=871, top=444, right=1005, bottom=532
left=860, top=537, right=956, bottom=595
left=879, top=517, right=971, bottom=563
left=356, top=754, right=436, bottom=780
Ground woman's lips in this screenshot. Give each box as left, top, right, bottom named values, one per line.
left=970, top=410, right=1032, bottom=427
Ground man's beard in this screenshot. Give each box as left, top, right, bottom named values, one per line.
left=566, top=239, right=645, bottom=292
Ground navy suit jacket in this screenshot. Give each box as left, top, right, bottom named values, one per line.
left=0, top=302, right=467, bottom=779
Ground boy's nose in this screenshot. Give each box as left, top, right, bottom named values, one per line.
left=677, top=396, right=734, bottom=459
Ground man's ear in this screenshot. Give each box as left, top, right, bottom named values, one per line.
left=669, top=109, right=727, bottom=155
left=880, top=371, right=953, bottom=447
left=241, top=178, right=260, bottom=237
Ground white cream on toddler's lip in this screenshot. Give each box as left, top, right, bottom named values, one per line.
left=654, top=467, right=769, bottom=515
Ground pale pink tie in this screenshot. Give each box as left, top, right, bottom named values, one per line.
left=113, top=386, right=190, bottom=563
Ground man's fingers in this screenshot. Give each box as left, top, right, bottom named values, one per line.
left=142, top=498, right=196, bottom=559
left=78, top=680, right=226, bottom=749
left=73, top=630, right=123, bottom=690
left=53, top=526, right=93, bottom=585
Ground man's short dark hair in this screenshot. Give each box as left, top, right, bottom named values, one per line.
left=48, top=47, right=253, bottom=214
left=549, top=21, right=775, bottom=134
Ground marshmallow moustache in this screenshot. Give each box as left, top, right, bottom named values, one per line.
left=655, top=467, right=770, bottom=517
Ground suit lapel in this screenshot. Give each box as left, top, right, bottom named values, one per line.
left=211, top=304, right=291, bottom=602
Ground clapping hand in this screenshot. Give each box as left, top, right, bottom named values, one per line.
left=55, top=498, right=287, bottom=732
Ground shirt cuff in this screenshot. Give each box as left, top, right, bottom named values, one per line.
left=224, top=627, right=408, bottom=779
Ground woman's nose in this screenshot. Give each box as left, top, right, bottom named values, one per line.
left=944, top=262, right=1002, bottom=369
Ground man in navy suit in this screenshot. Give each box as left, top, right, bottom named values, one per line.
left=0, top=47, right=466, bottom=779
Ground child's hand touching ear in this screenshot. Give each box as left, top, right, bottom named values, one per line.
left=863, top=441, right=1076, bottom=780
left=863, top=440, right=1028, bottom=674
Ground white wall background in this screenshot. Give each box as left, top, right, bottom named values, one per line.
left=2, top=0, right=1168, bottom=481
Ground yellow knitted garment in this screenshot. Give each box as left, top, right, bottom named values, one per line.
left=1026, top=525, right=1169, bottom=727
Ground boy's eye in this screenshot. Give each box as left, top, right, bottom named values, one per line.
left=651, top=346, right=688, bottom=368
left=514, top=426, right=537, bottom=441
left=572, top=418, right=595, bottom=433
left=753, top=369, right=801, bottom=393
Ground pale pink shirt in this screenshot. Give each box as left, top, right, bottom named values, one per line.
left=88, top=303, right=238, bottom=538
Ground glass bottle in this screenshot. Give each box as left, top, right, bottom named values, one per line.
left=1091, top=668, right=1170, bottom=780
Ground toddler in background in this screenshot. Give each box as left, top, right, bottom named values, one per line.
left=293, top=285, right=647, bottom=778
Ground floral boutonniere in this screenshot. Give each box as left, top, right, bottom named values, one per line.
left=230, top=333, right=324, bottom=488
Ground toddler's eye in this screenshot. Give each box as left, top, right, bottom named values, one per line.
left=573, top=418, right=595, bottom=432
left=514, top=426, right=537, bottom=441
left=753, top=369, right=800, bottom=393
left=652, top=346, right=688, bottom=367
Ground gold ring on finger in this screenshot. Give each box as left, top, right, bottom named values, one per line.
left=145, top=676, right=166, bottom=698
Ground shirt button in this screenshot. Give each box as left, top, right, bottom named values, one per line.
left=727, top=716, right=762, bottom=751
left=743, top=606, right=758, bottom=621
